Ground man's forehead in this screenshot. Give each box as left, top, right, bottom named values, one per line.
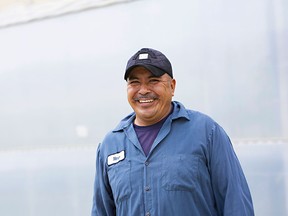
left=128, top=67, right=156, bottom=79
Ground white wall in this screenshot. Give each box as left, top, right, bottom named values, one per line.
left=0, top=0, right=287, bottom=215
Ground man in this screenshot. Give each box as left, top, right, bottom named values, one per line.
left=91, top=48, right=254, bottom=216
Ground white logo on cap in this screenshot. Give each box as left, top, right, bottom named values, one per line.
left=139, top=53, right=149, bottom=59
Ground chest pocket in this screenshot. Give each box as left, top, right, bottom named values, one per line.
left=161, top=154, right=199, bottom=192
left=107, top=160, right=131, bottom=203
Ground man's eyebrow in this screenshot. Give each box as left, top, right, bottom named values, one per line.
left=127, top=75, right=138, bottom=80
left=148, top=75, right=160, bottom=79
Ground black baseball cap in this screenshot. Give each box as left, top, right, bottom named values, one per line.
left=124, top=48, right=173, bottom=80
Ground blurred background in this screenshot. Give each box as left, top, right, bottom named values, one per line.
left=0, top=0, right=287, bottom=215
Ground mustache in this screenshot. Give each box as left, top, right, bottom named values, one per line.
left=133, top=95, right=158, bottom=101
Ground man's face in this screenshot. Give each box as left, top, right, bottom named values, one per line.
left=127, top=66, right=176, bottom=126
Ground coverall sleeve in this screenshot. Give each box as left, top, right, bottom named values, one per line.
left=209, top=124, right=254, bottom=216
left=91, top=144, right=116, bottom=216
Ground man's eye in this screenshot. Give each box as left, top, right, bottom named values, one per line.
left=129, top=81, right=140, bottom=85
left=149, top=79, right=160, bottom=84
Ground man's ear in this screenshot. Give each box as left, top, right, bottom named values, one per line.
left=171, top=79, right=176, bottom=96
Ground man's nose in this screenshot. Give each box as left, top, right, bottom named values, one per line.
left=138, top=82, right=151, bottom=94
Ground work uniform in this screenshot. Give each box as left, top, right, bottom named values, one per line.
left=91, top=101, right=254, bottom=216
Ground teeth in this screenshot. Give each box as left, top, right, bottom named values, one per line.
left=139, top=99, right=154, bottom=103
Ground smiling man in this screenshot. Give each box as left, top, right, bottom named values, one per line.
left=126, top=66, right=175, bottom=126
left=91, top=48, right=254, bottom=216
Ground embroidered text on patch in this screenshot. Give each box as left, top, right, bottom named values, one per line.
left=107, top=150, right=125, bottom=166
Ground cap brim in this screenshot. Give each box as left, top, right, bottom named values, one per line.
left=125, top=64, right=165, bottom=80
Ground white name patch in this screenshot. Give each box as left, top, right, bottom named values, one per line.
left=107, top=150, right=125, bottom=166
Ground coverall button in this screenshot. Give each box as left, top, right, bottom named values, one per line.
left=145, top=212, right=151, bottom=216
left=145, top=161, right=149, bottom=166
left=144, top=186, right=150, bottom=191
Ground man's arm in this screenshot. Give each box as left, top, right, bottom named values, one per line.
left=91, top=144, right=116, bottom=216
left=208, top=123, right=254, bottom=216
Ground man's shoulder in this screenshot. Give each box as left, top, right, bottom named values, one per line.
left=100, top=112, right=134, bottom=145
left=98, top=127, right=127, bottom=157
left=112, top=112, right=135, bottom=132
left=173, top=101, right=215, bottom=124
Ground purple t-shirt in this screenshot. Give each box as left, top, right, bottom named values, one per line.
left=134, top=108, right=173, bottom=156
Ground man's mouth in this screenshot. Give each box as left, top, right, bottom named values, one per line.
left=138, top=99, right=154, bottom=103
left=134, top=96, right=157, bottom=104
